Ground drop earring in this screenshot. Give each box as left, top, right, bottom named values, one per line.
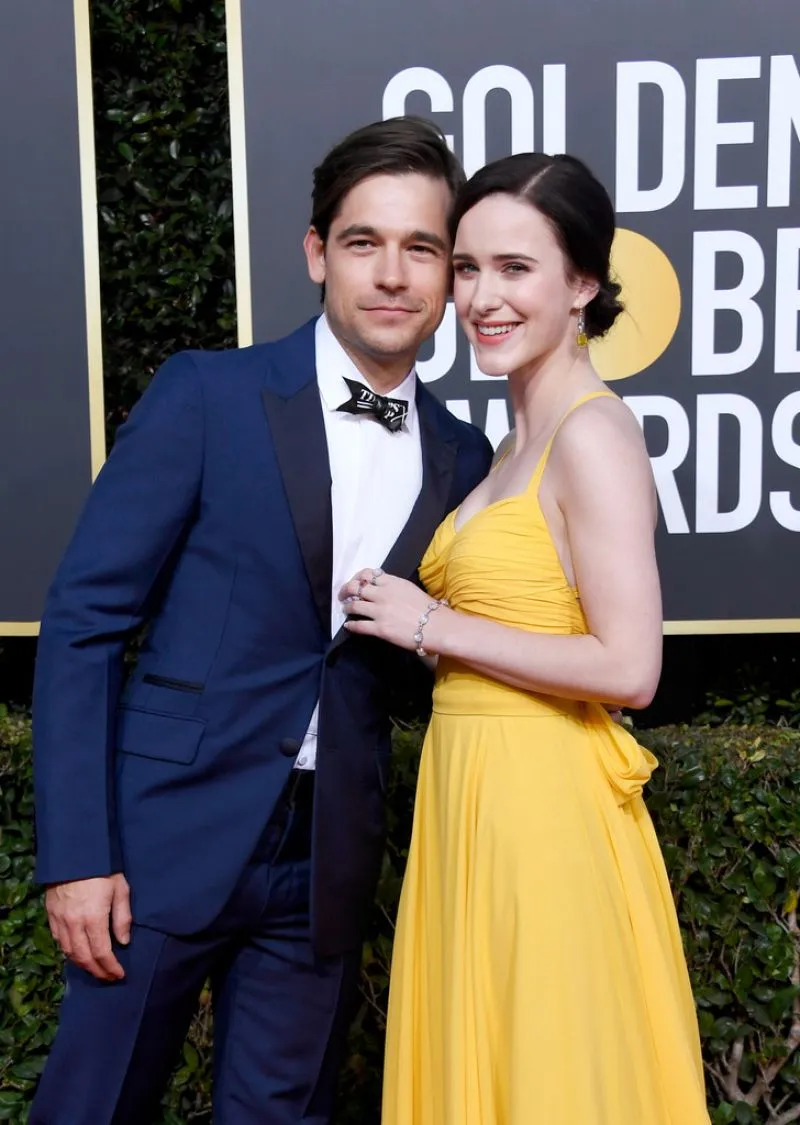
left=576, top=308, right=588, bottom=348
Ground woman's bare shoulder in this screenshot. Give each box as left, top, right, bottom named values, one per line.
left=550, top=392, right=655, bottom=516
left=557, top=393, right=648, bottom=462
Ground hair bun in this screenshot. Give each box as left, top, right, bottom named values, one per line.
left=586, top=278, right=623, bottom=339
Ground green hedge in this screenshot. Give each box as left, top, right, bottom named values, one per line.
left=1, top=708, right=798, bottom=1123
left=91, top=0, right=235, bottom=431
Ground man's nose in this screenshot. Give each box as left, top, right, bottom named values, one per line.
left=374, top=247, right=408, bottom=291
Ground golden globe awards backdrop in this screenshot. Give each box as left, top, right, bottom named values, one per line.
left=0, top=0, right=103, bottom=636
left=227, top=0, right=800, bottom=633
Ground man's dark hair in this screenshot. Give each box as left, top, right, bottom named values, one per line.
left=310, top=115, right=465, bottom=243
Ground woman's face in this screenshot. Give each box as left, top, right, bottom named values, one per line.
left=452, top=194, right=593, bottom=378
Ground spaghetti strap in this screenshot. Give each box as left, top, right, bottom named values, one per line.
left=528, top=389, right=617, bottom=492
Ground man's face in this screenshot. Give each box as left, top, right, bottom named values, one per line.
left=304, top=172, right=452, bottom=381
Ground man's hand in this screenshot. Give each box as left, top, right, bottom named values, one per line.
left=45, top=873, right=132, bottom=981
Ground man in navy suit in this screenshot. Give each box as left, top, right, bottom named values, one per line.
left=30, top=116, right=493, bottom=1124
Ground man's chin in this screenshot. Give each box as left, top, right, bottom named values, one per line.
left=356, top=324, right=429, bottom=360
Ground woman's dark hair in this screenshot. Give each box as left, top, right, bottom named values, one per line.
left=310, top=116, right=465, bottom=243
left=451, top=153, right=623, bottom=339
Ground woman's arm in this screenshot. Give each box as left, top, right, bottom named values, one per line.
left=437, top=400, right=661, bottom=706
left=342, top=399, right=662, bottom=710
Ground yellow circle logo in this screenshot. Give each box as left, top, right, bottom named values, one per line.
left=590, top=228, right=681, bottom=382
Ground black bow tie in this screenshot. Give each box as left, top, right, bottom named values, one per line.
left=336, top=377, right=409, bottom=433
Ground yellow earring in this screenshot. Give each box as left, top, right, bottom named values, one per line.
left=576, top=308, right=588, bottom=348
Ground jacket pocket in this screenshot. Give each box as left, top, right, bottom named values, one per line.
left=116, top=707, right=206, bottom=765
left=142, top=673, right=203, bottom=693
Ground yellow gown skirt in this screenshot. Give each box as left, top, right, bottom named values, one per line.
left=381, top=673, right=710, bottom=1125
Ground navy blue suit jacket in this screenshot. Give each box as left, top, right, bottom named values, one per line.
left=32, top=318, right=493, bottom=955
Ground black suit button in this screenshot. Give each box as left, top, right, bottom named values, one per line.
left=279, top=738, right=301, bottom=757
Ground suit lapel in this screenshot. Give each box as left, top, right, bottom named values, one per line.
left=261, top=325, right=333, bottom=637
left=380, top=384, right=457, bottom=578
left=328, top=383, right=457, bottom=656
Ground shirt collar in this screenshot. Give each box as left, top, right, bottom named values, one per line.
left=315, top=314, right=417, bottom=427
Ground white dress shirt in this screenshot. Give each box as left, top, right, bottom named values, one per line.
left=295, top=315, right=423, bottom=769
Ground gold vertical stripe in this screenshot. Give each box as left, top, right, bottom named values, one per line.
left=226, top=0, right=254, bottom=347
left=73, top=0, right=106, bottom=477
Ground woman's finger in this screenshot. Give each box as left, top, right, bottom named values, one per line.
left=339, top=568, right=389, bottom=600
left=344, top=617, right=377, bottom=635
left=354, top=582, right=381, bottom=602
left=339, top=576, right=368, bottom=600
left=342, top=581, right=382, bottom=604
left=346, top=594, right=379, bottom=617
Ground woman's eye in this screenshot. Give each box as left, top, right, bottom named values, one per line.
left=454, top=262, right=477, bottom=274
left=503, top=262, right=529, bottom=274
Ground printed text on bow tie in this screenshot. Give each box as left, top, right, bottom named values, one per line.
left=336, top=377, right=408, bottom=433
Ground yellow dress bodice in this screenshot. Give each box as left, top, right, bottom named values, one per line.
left=418, top=391, right=658, bottom=802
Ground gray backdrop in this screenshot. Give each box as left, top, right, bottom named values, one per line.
left=0, top=1, right=99, bottom=630
left=232, top=0, right=800, bottom=628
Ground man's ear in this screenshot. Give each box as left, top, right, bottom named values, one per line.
left=303, top=226, right=326, bottom=285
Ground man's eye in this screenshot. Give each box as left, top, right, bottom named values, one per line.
left=349, top=239, right=373, bottom=249
left=410, top=245, right=435, bottom=255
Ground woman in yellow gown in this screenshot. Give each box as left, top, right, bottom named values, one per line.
left=340, top=153, right=710, bottom=1124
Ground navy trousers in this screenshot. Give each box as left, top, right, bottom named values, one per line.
left=30, top=773, right=361, bottom=1124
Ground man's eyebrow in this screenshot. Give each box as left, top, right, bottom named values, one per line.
left=336, top=224, right=379, bottom=242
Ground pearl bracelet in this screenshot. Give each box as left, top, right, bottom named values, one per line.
left=414, top=599, right=449, bottom=657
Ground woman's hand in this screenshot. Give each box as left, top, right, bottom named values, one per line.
left=338, top=568, right=449, bottom=652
